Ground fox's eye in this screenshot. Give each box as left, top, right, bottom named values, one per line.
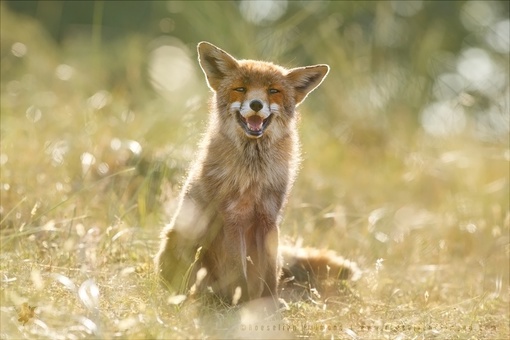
left=234, top=87, right=246, bottom=93
left=268, top=89, right=279, bottom=94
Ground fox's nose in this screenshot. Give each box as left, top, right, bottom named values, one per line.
left=249, top=100, right=263, bottom=112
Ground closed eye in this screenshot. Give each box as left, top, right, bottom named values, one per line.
left=234, top=87, right=246, bottom=93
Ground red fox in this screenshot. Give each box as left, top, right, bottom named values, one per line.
left=155, top=42, right=359, bottom=305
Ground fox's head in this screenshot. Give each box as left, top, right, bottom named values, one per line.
left=197, top=42, right=329, bottom=140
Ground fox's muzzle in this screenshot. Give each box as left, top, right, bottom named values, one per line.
left=236, top=111, right=273, bottom=138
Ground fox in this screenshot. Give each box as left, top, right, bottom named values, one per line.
left=155, top=41, right=359, bottom=306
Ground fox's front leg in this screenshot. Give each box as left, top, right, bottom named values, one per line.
left=258, top=226, right=280, bottom=300
left=155, top=227, right=197, bottom=292
left=154, top=197, right=206, bottom=292
left=222, top=225, right=250, bottom=304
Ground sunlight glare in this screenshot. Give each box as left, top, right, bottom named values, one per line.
left=55, top=64, right=75, bottom=81
left=486, top=19, right=510, bottom=53
left=25, top=105, right=42, bottom=123
left=239, top=0, right=287, bottom=24
left=81, top=152, right=96, bottom=175
left=421, top=101, right=466, bottom=137
left=149, top=41, right=194, bottom=95
left=456, top=48, right=494, bottom=85
left=126, top=140, right=142, bottom=155
left=11, top=42, right=27, bottom=57
left=87, top=90, right=111, bottom=110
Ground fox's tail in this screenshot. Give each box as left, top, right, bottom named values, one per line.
left=280, top=245, right=361, bottom=299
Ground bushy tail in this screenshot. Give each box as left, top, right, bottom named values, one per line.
left=280, top=245, right=361, bottom=299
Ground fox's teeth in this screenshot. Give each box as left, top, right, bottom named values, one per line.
left=246, top=115, right=264, bottom=131
left=236, top=111, right=271, bottom=137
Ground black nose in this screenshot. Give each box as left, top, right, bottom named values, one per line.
left=249, top=100, right=263, bottom=112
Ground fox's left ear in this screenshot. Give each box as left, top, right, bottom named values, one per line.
left=286, top=65, right=329, bottom=105
left=197, top=41, right=239, bottom=91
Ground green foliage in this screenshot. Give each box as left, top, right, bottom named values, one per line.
left=1, top=1, right=509, bottom=339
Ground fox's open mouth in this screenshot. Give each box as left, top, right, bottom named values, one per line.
left=236, top=112, right=273, bottom=138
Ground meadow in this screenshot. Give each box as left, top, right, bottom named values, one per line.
left=1, top=1, right=509, bottom=339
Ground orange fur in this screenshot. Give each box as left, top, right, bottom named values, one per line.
left=280, top=245, right=361, bottom=293
left=154, top=42, right=355, bottom=305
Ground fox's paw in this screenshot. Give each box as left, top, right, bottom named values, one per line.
left=155, top=229, right=198, bottom=292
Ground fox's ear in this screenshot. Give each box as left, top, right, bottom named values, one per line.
left=197, top=42, right=239, bottom=91
left=286, top=65, right=329, bottom=105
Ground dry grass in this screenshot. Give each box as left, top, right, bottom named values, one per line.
left=1, top=3, right=509, bottom=339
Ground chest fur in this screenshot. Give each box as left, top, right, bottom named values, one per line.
left=190, top=136, right=294, bottom=217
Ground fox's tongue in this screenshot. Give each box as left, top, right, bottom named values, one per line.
left=246, top=115, right=264, bottom=131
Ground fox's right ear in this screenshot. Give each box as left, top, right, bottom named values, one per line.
left=197, top=42, right=239, bottom=91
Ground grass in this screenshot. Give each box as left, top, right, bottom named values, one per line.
left=1, top=2, right=509, bottom=339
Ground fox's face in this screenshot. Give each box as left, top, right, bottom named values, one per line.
left=228, top=79, right=276, bottom=139
left=197, top=42, right=329, bottom=140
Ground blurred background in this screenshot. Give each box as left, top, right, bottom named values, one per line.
left=0, top=1, right=508, bottom=338
left=2, top=0, right=509, bottom=259
left=2, top=0, right=509, bottom=258
left=2, top=0, right=508, bottom=245
left=0, top=1, right=510, bottom=282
